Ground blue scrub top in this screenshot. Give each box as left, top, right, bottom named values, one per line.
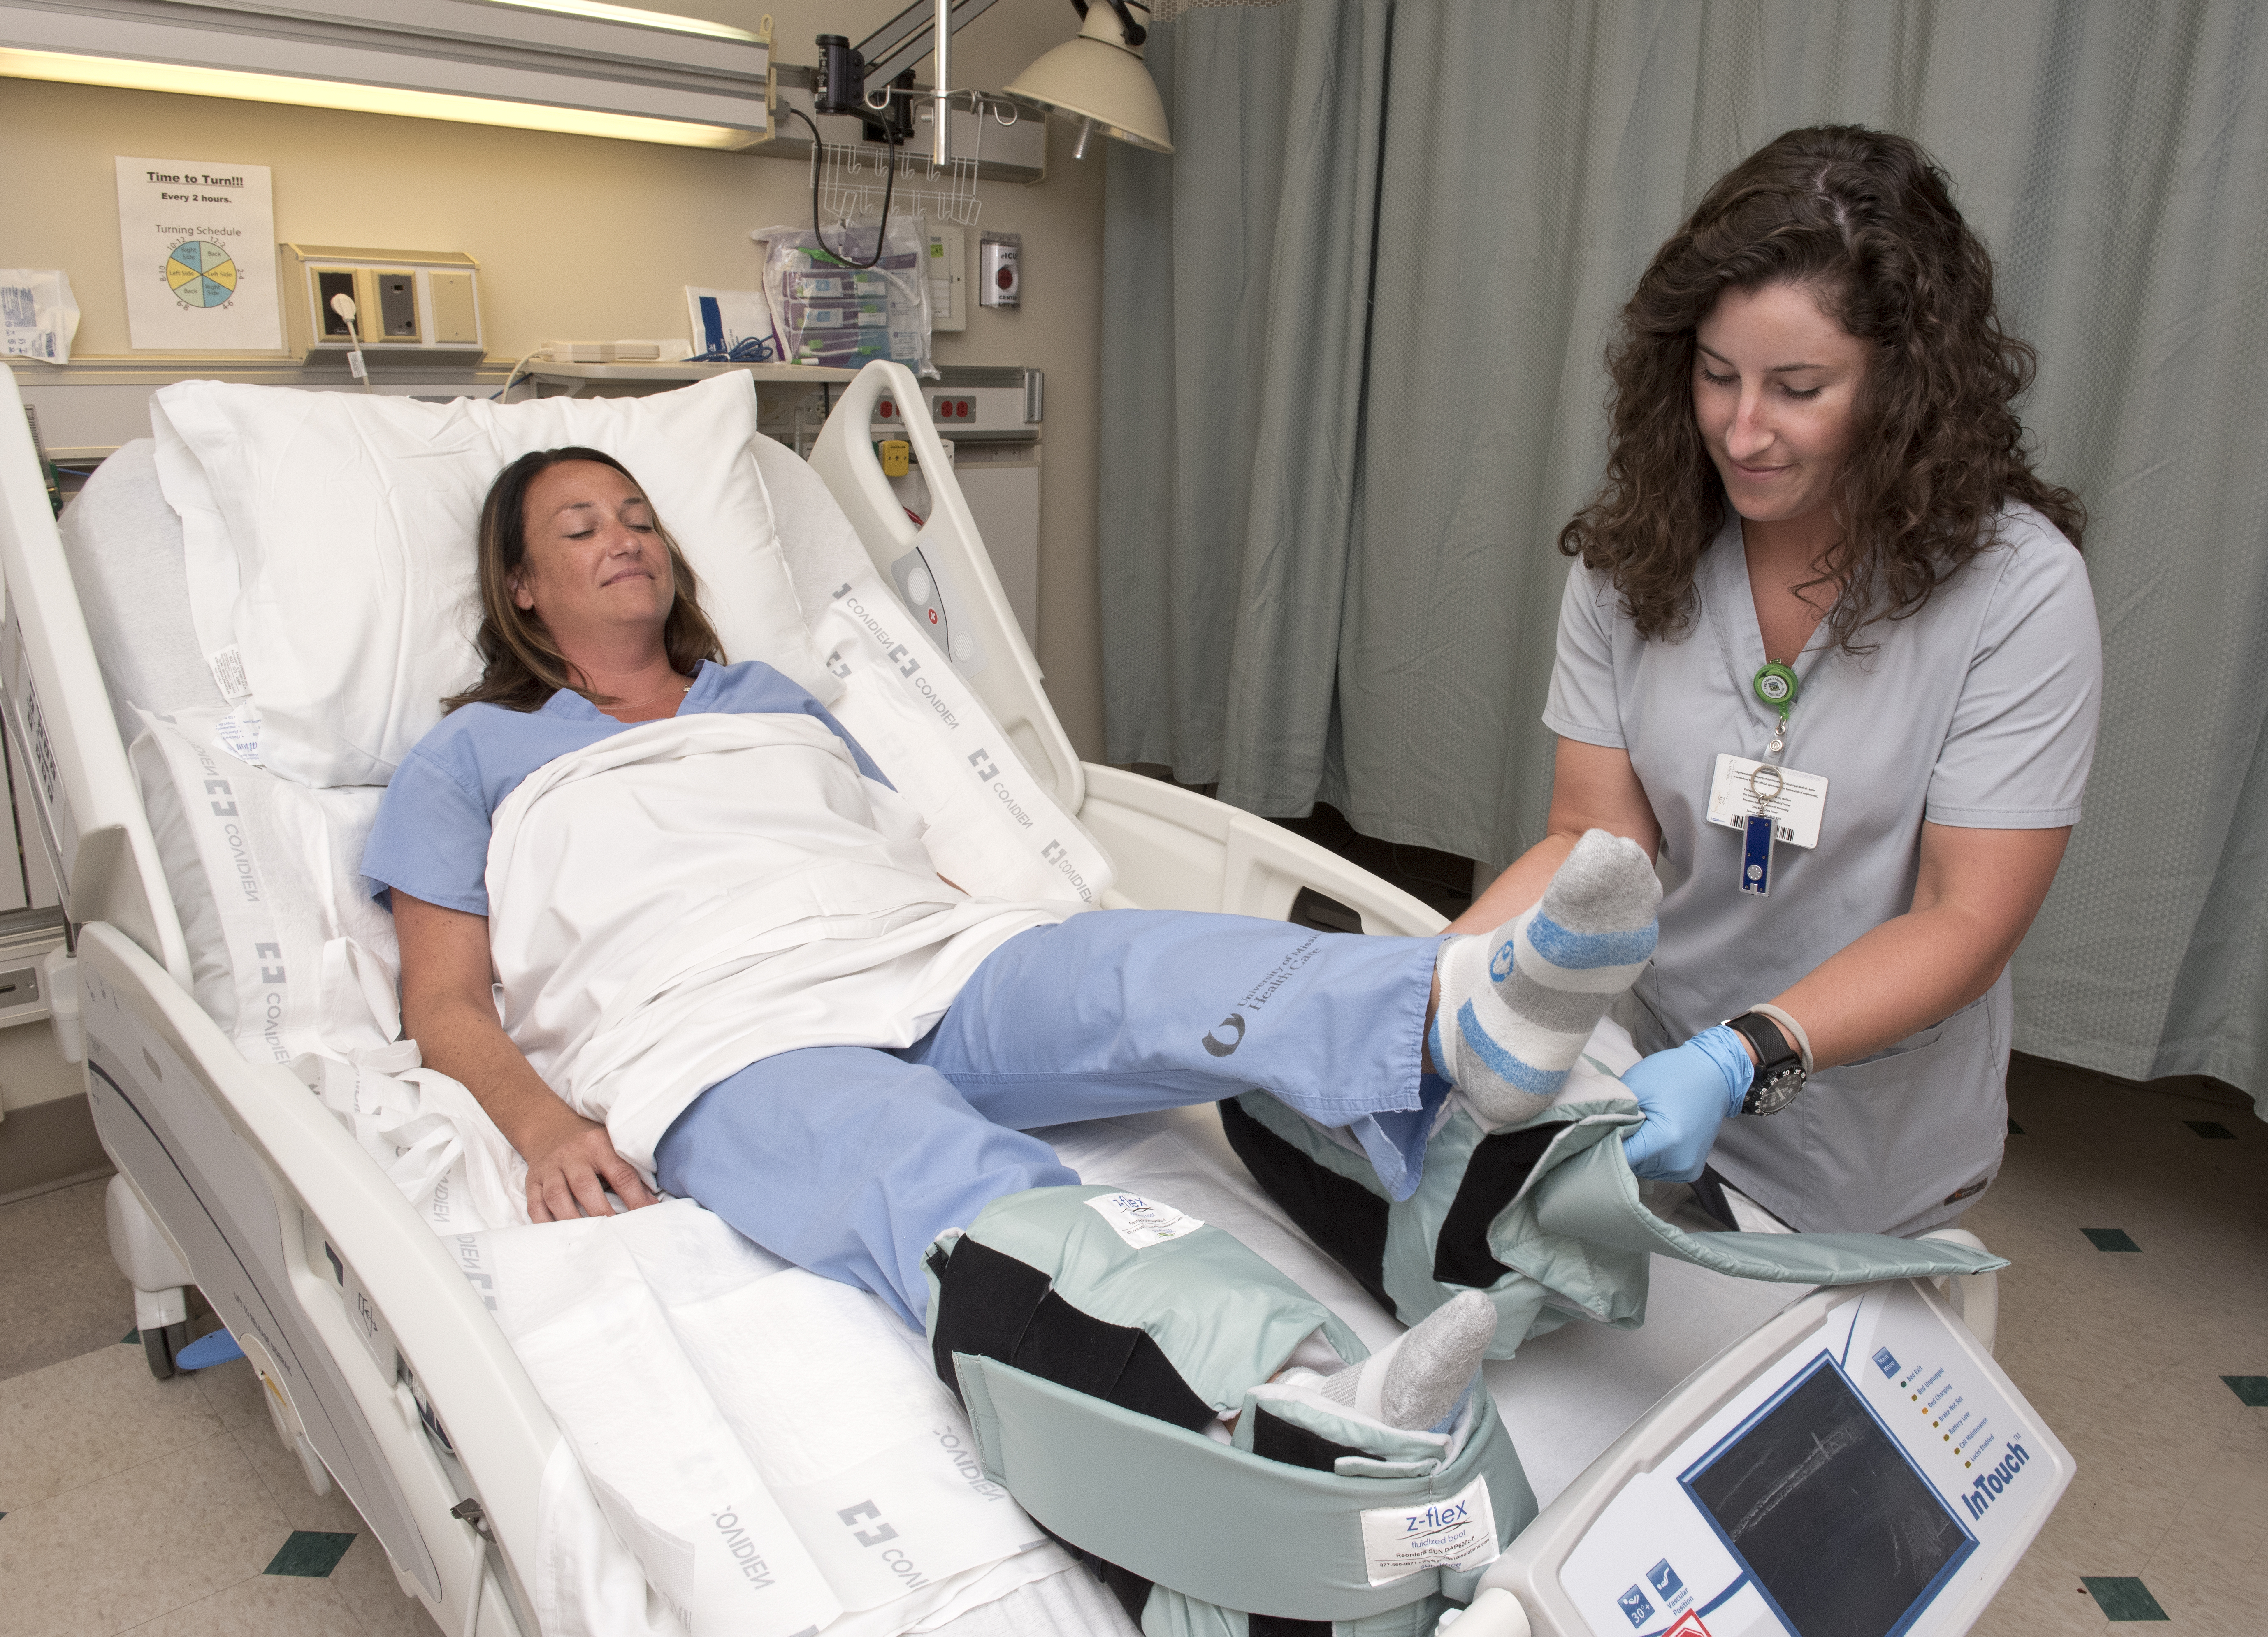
left=362, top=658, right=886, bottom=916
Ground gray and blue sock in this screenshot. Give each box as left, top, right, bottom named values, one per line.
left=1432, top=829, right=1660, bottom=1130
left=1320, top=1289, right=1498, bottom=1432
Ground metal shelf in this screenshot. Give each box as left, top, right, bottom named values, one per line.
left=527, top=362, right=857, bottom=386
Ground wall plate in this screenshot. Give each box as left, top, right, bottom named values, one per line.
left=928, top=226, right=967, bottom=332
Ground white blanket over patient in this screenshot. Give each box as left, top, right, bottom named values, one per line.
left=485, top=712, right=1072, bottom=1172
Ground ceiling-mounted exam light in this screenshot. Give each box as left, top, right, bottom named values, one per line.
left=1005, top=0, right=1172, bottom=157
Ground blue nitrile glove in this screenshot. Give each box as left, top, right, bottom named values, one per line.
left=1619, top=1026, right=1754, bottom=1182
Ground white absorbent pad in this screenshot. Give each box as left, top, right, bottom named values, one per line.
left=130, top=707, right=401, bottom=1063
left=458, top=1199, right=1065, bottom=1637
left=485, top=712, right=1072, bottom=1172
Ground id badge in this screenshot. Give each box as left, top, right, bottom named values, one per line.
left=1707, top=754, right=1829, bottom=898
left=1706, top=754, right=1829, bottom=847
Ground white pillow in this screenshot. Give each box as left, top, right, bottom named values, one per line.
left=130, top=708, right=402, bottom=1062
left=150, top=373, right=838, bottom=787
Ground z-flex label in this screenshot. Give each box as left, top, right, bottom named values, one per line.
left=1358, top=1474, right=1499, bottom=1586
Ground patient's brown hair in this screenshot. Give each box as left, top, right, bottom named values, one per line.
left=444, top=447, right=725, bottom=714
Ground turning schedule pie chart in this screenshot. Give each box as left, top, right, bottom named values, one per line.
left=165, top=240, right=238, bottom=308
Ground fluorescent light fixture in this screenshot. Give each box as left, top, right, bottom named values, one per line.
left=0, top=0, right=770, bottom=149
left=481, top=0, right=761, bottom=42
left=0, top=47, right=753, bottom=148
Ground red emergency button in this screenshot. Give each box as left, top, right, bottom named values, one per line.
left=996, top=267, right=1014, bottom=290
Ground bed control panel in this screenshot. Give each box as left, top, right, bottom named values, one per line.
left=891, top=545, right=987, bottom=676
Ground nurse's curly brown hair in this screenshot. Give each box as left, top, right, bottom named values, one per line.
left=1558, top=125, right=2084, bottom=652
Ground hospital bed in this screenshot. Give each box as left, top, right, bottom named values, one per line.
left=0, top=359, right=2068, bottom=1637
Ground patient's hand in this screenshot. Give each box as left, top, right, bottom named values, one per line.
left=518, top=1099, right=660, bottom=1222
left=393, top=890, right=661, bottom=1224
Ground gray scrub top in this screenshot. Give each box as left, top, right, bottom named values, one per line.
left=1544, top=503, right=2102, bottom=1238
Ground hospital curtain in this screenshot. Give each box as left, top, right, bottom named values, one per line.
left=1099, top=0, right=2268, bottom=1099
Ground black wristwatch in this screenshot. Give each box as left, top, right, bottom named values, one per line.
left=1724, top=1012, right=1807, bottom=1115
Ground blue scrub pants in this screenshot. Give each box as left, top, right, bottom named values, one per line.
left=655, top=909, right=1447, bottom=1326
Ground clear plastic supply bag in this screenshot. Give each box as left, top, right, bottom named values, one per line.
left=1, top=269, right=80, bottom=364
left=752, top=216, right=934, bottom=378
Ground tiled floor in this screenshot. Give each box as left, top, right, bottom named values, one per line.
left=1962, top=1059, right=2266, bottom=1632
left=0, top=1060, right=2258, bottom=1635
left=0, top=1184, right=434, bottom=1636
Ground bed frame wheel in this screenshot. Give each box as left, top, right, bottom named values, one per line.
left=142, top=1319, right=190, bottom=1380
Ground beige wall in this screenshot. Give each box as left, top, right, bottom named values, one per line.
left=0, top=0, right=1109, bottom=754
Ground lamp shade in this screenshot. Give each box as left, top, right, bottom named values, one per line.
left=1005, top=4, right=1172, bottom=154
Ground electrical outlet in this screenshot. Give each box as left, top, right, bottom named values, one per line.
left=377, top=272, right=419, bottom=340
left=316, top=269, right=357, bottom=336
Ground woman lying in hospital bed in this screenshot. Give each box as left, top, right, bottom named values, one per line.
left=365, top=445, right=1665, bottom=1445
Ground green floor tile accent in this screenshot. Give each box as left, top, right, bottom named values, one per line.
left=2081, top=1227, right=2140, bottom=1252
left=2080, top=1577, right=2166, bottom=1621
left=2007, top=1118, right=2025, bottom=1135
left=2224, top=1375, right=2268, bottom=1407
left=121, top=1329, right=139, bottom=1345
left=2184, top=1120, right=2235, bottom=1139
left=264, top=1530, right=355, bottom=1578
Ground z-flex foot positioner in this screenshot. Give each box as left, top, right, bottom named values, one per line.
left=927, top=1185, right=1534, bottom=1635
left=1222, top=1041, right=2005, bottom=1356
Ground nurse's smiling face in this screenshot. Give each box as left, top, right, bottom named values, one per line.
left=1692, top=281, right=1871, bottom=536
left=508, top=459, right=676, bottom=642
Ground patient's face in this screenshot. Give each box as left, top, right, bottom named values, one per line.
left=509, top=461, right=675, bottom=642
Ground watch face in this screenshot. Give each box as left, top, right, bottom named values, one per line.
left=1748, top=1067, right=1807, bottom=1116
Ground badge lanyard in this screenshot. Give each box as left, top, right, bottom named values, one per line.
left=1741, top=663, right=1799, bottom=896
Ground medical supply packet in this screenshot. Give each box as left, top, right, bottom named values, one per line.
left=754, top=219, right=934, bottom=377
left=1, top=269, right=79, bottom=364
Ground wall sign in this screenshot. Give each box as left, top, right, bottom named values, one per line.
left=115, top=156, right=281, bottom=350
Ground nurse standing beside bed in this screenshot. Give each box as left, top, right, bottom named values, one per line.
left=1452, top=125, right=2102, bottom=1236
left=361, top=443, right=1681, bottom=1433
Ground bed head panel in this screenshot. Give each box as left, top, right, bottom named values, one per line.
left=0, top=366, right=191, bottom=986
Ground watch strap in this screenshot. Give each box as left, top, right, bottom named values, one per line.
left=1746, top=1002, right=1815, bottom=1073
left=1724, top=1011, right=1801, bottom=1078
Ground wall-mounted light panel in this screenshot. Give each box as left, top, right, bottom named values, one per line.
left=0, top=0, right=770, bottom=149
left=280, top=244, right=483, bottom=365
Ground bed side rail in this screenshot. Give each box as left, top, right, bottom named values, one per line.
left=807, top=359, right=1084, bottom=813
left=1076, top=763, right=1447, bottom=936
left=77, top=920, right=557, bottom=1635
left=0, top=366, right=190, bottom=987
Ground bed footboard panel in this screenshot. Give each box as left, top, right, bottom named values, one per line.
left=1076, top=763, right=1449, bottom=937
